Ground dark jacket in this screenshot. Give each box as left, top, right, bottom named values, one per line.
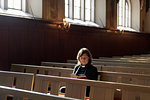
left=73, top=64, right=98, bottom=80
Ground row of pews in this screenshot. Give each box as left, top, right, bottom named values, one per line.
left=0, top=70, right=79, bottom=100
left=1, top=54, right=150, bottom=100
left=11, top=64, right=150, bottom=86
left=1, top=65, right=150, bottom=100
left=41, top=62, right=150, bottom=74
left=0, top=85, right=75, bottom=100
left=67, top=54, right=150, bottom=68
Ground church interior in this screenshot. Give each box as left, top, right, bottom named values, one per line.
left=0, top=0, right=150, bottom=100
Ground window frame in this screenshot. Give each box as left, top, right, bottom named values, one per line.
left=117, top=0, right=131, bottom=28
left=65, top=0, right=94, bottom=22
left=0, top=0, right=1, bottom=8
left=65, top=0, right=69, bottom=18
left=74, top=0, right=81, bottom=20
left=85, top=0, right=92, bottom=21
left=8, top=0, right=22, bottom=10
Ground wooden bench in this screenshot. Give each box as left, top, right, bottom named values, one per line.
left=99, top=71, right=150, bottom=86
left=93, top=57, right=150, bottom=63
left=6, top=68, right=150, bottom=100
left=93, top=61, right=150, bottom=68
left=11, top=64, right=73, bottom=77
left=0, top=85, right=78, bottom=100
left=41, top=62, right=75, bottom=68
left=95, top=56, right=150, bottom=67
left=11, top=64, right=150, bottom=86
left=6, top=65, right=150, bottom=99
left=66, top=60, right=77, bottom=64
left=41, top=61, right=102, bottom=69
left=34, top=74, right=150, bottom=100
left=41, top=62, right=150, bottom=74
left=101, top=65, right=150, bottom=74
left=95, top=55, right=150, bottom=63
left=0, top=70, right=33, bottom=90
left=67, top=59, right=150, bottom=68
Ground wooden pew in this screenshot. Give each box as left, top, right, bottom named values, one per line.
left=93, top=61, right=150, bottom=68
left=67, top=59, right=150, bottom=68
left=99, top=71, right=150, bottom=86
left=11, top=64, right=73, bottom=77
left=96, top=55, right=150, bottom=67
left=41, top=62, right=150, bottom=74
left=9, top=64, right=150, bottom=99
left=66, top=60, right=76, bottom=64
left=94, top=56, right=150, bottom=63
left=139, top=54, right=150, bottom=57
left=11, top=64, right=150, bottom=86
left=34, top=74, right=150, bottom=100
left=41, top=62, right=75, bottom=68
left=0, top=70, right=33, bottom=90
left=41, top=61, right=101, bottom=69
left=93, top=58, right=150, bottom=63
left=0, top=85, right=78, bottom=100
left=101, top=65, right=150, bottom=74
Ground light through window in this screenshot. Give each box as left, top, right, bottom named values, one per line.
left=125, top=2, right=129, bottom=27
left=65, top=0, right=94, bottom=23
left=118, top=0, right=130, bottom=28
left=8, top=0, right=22, bottom=10
left=85, top=0, right=91, bottom=21
left=65, top=0, right=69, bottom=18
left=74, top=0, right=81, bottom=19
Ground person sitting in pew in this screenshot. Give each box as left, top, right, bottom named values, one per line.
left=60, top=48, right=98, bottom=98
left=71, top=48, right=98, bottom=80
left=71, top=48, right=98, bottom=98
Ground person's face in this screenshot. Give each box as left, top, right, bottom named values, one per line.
left=79, top=53, right=89, bottom=65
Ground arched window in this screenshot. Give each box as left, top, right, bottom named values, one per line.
left=8, top=0, right=22, bottom=10
left=125, top=2, right=129, bottom=27
left=74, top=0, right=81, bottom=19
left=117, top=0, right=131, bottom=28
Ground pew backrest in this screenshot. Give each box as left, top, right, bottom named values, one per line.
left=41, top=61, right=150, bottom=75
left=101, top=65, right=150, bottom=74
left=99, top=71, right=150, bottom=86
left=0, top=70, right=33, bottom=90
left=41, top=62, right=75, bottom=68
left=11, top=64, right=150, bottom=86
left=67, top=59, right=150, bottom=68
left=0, top=85, right=79, bottom=100
left=93, top=60, right=150, bottom=68
left=11, top=64, right=73, bottom=77
left=34, top=74, right=150, bottom=100
left=94, top=57, right=150, bottom=63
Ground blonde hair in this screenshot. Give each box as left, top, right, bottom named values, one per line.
left=76, top=48, right=92, bottom=65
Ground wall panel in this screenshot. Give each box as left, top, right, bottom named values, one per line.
left=0, top=15, right=150, bottom=70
